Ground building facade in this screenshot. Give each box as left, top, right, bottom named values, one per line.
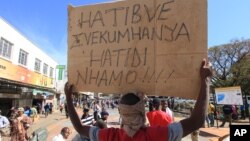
left=0, top=17, right=58, bottom=115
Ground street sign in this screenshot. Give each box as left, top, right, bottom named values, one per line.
left=215, top=86, right=243, bottom=105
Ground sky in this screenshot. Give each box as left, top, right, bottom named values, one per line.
left=0, top=0, right=250, bottom=65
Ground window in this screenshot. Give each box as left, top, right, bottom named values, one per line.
left=0, top=37, right=13, bottom=59
left=18, top=49, right=28, bottom=66
left=49, top=67, right=54, bottom=78
left=34, top=58, right=41, bottom=72
left=43, top=63, right=48, bottom=75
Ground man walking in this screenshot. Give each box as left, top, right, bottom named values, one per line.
left=220, top=105, right=233, bottom=127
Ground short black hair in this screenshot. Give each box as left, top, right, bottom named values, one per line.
left=101, top=111, right=109, bottom=116
left=61, top=127, right=70, bottom=134
left=152, top=98, right=160, bottom=107
left=120, top=93, right=140, bottom=105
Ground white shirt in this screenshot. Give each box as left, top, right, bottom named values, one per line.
left=52, top=134, right=65, bottom=141
left=0, top=115, right=10, bottom=128
left=165, top=107, right=174, bottom=121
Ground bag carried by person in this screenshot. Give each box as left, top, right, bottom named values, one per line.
left=0, top=126, right=11, bottom=136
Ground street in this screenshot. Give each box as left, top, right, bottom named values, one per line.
left=9, top=107, right=247, bottom=141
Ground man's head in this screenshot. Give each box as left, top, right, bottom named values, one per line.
left=120, top=92, right=140, bottom=105
left=152, top=98, right=161, bottom=110
left=83, top=108, right=89, bottom=114
left=18, top=107, right=24, bottom=116
left=61, top=127, right=71, bottom=139
left=161, top=100, right=167, bottom=105
left=118, top=92, right=146, bottom=137
left=101, top=111, right=109, bottom=120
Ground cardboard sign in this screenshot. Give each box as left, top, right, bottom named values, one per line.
left=215, top=86, right=243, bottom=105
left=68, top=0, right=207, bottom=99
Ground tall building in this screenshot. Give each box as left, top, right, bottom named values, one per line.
left=0, top=17, right=58, bottom=115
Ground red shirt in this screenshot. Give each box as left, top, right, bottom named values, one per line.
left=99, top=126, right=168, bottom=141
left=146, top=110, right=172, bottom=127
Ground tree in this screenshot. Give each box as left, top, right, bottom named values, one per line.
left=208, top=39, right=250, bottom=95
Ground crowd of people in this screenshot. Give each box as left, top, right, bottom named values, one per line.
left=0, top=102, right=56, bottom=141
left=0, top=107, right=33, bottom=141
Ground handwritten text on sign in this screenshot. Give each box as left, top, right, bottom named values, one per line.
left=68, top=0, right=207, bottom=99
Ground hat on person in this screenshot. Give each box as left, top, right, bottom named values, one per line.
left=18, top=107, right=24, bottom=112
left=152, top=98, right=161, bottom=106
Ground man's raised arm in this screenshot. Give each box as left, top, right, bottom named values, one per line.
left=180, top=59, right=212, bottom=137
left=64, top=83, right=91, bottom=137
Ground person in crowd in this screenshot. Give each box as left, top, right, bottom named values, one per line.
left=147, top=98, right=173, bottom=127
left=111, top=101, right=115, bottom=109
left=205, top=111, right=210, bottom=128
left=148, top=99, right=153, bottom=112
left=240, top=104, right=245, bottom=120
left=220, top=105, right=233, bottom=127
left=30, top=106, right=38, bottom=122
left=20, top=107, right=32, bottom=140
left=101, top=101, right=105, bottom=110
left=24, top=106, right=32, bottom=117
left=98, top=111, right=109, bottom=124
left=36, top=103, right=41, bottom=114
left=94, top=120, right=108, bottom=129
left=80, top=119, right=107, bottom=141
left=106, top=100, right=110, bottom=108
left=244, top=100, right=249, bottom=117
left=10, top=107, right=32, bottom=141
left=64, top=59, right=212, bottom=141
left=161, top=99, right=174, bottom=122
left=80, top=108, right=95, bottom=141
left=60, top=103, right=64, bottom=114
left=93, top=101, right=101, bottom=121
left=171, top=97, right=175, bottom=109
left=81, top=108, right=94, bottom=126
left=44, top=103, right=50, bottom=118
left=231, top=105, right=238, bottom=120
left=0, top=109, right=10, bottom=140
left=49, top=103, right=53, bottom=114
left=207, top=102, right=215, bottom=127
left=64, top=103, right=69, bottom=118
left=0, top=110, right=10, bottom=127
left=52, top=127, right=71, bottom=141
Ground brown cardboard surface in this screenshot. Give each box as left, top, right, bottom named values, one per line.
left=68, top=0, right=207, bottom=99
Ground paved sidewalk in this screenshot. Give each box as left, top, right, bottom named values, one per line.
left=175, top=115, right=250, bottom=141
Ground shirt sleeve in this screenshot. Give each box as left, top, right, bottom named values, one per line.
left=89, top=126, right=100, bottom=141
left=168, top=122, right=183, bottom=141
left=3, top=117, right=10, bottom=126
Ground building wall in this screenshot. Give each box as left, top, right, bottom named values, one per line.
left=0, top=17, right=58, bottom=88
left=0, top=17, right=59, bottom=112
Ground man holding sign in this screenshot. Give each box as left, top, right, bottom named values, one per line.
left=66, top=0, right=209, bottom=140
left=64, top=59, right=212, bottom=141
